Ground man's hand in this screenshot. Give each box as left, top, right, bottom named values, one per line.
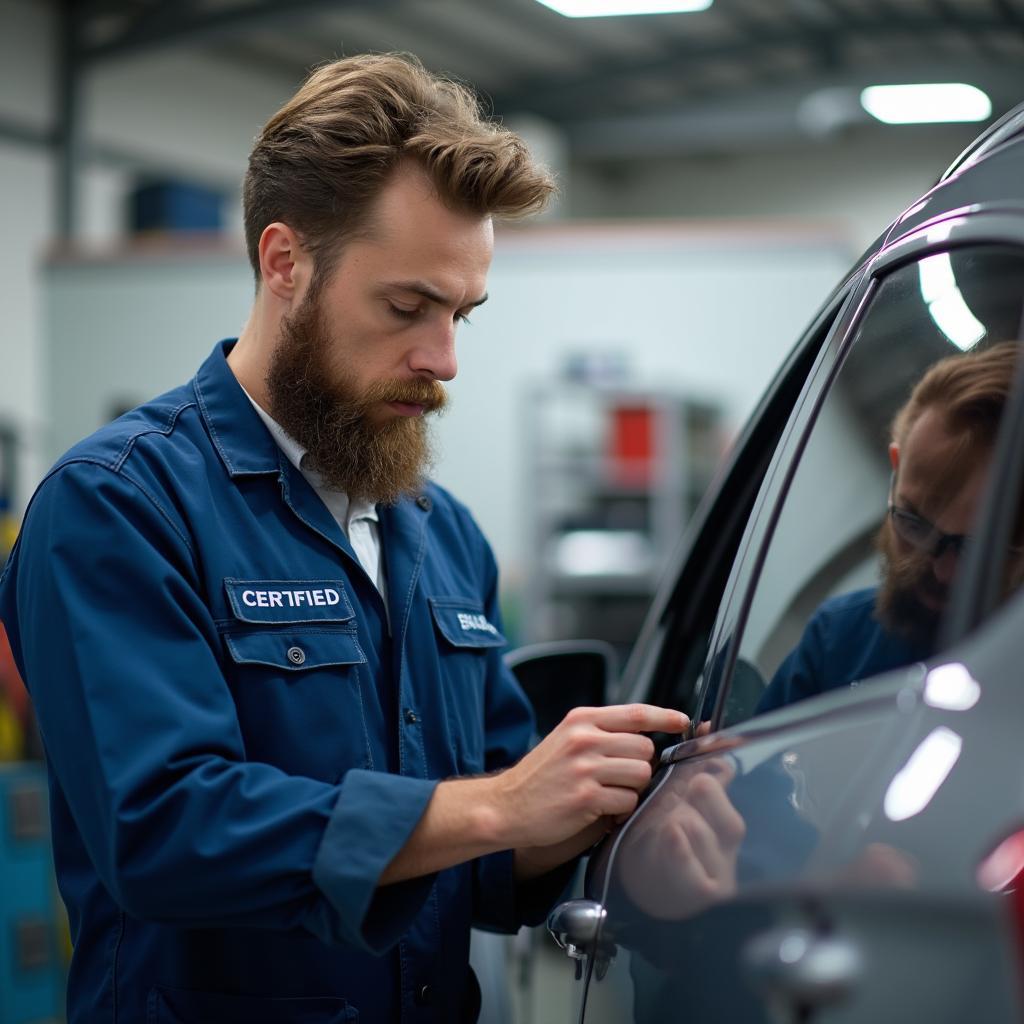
left=380, top=703, right=686, bottom=886
left=616, top=756, right=746, bottom=920
left=490, top=704, right=688, bottom=851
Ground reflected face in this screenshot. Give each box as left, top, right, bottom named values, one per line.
left=266, top=165, right=493, bottom=503
left=877, top=406, right=992, bottom=647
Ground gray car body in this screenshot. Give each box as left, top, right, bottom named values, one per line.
left=570, top=105, right=1024, bottom=1023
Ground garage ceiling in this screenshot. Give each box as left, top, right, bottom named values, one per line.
left=74, top=0, right=1024, bottom=159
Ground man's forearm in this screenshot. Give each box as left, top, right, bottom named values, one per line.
left=379, top=775, right=507, bottom=885
left=513, top=818, right=610, bottom=881
left=380, top=773, right=603, bottom=887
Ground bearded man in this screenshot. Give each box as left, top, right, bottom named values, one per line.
left=757, top=340, right=1017, bottom=714
left=0, top=54, right=686, bottom=1023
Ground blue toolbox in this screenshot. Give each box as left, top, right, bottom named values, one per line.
left=0, top=763, right=64, bottom=1023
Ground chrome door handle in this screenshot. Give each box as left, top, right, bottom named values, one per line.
left=548, top=899, right=614, bottom=980
left=742, top=926, right=863, bottom=1010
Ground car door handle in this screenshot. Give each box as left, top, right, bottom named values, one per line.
left=547, top=899, right=615, bottom=980
left=742, top=926, right=863, bottom=1010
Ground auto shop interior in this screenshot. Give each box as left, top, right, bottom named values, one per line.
left=3, top=1, right=1024, bottom=1022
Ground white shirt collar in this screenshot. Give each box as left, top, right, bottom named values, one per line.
left=239, top=385, right=378, bottom=525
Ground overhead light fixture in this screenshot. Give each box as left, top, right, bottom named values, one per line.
left=535, top=0, right=712, bottom=17
left=861, top=84, right=992, bottom=124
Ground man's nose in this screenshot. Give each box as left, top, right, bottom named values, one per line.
left=408, top=323, right=458, bottom=382
left=931, top=545, right=960, bottom=586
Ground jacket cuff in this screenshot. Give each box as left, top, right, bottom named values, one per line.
left=306, top=770, right=438, bottom=952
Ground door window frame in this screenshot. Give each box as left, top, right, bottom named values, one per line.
left=705, top=207, right=1024, bottom=733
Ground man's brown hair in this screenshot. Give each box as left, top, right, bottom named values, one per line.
left=243, top=52, right=555, bottom=287
left=892, top=340, right=1019, bottom=453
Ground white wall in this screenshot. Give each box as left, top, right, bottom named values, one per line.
left=0, top=0, right=296, bottom=509
left=44, top=225, right=851, bottom=591
left=0, top=0, right=990, bottom=529
left=569, top=124, right=982, bottom=255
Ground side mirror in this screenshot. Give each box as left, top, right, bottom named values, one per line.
left=505, top=640, right=618, bottom=736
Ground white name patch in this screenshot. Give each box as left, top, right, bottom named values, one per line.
left=242, top=588, right=342, bottom=609
left=457, top=612, right=498, bottom=635
left=224, top=578, right=353, bottom=624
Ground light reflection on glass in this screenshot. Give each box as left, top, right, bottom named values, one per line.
left=884, top=726, right=963, bottom=822
left=923, top=662, right=982, bottom=711
left=919, top=253, right=987, bottom=350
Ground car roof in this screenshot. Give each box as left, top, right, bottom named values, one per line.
left=879, top=98, right=1024, bottom=250
left=940, top=100, right=1024, bottom=183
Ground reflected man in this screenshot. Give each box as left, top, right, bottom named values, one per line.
left=759, top=341, right=1017, bottom=714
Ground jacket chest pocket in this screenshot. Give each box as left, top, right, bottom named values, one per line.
left=428, top=597, right=506, bottom=773
left=220, top=579, right=373, bottom=780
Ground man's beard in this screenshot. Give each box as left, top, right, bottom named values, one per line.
left=874, top=520, right=946, bottom=653
left=265, top=294, right=447, bottom=505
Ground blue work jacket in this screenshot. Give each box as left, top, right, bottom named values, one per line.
left=756, top=587, right=930, bottom=714
left=0, top=341, right=568, bottom=1024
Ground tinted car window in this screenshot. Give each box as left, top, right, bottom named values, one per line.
left=644, top=287, right=851, bottom=723
left=714, top=246, right=1024, bottom=729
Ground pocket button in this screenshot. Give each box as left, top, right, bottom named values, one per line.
left=287, top=646, right=306, bottom=666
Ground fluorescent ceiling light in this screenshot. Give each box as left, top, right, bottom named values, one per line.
left=535, top=0, right=712, bottom=17
left=861, top=84, right=992, bottom=124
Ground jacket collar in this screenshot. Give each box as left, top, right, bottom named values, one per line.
left=193, top=339, right=283, bottom=477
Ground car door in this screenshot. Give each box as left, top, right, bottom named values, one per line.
left=571, top=214, right=1024, bottom=1024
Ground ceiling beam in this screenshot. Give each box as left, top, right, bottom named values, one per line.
left=82, top=0, right=400, bottom=62
left=488, top=11, right=1017, bottom=120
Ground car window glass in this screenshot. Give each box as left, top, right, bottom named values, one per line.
left=648, top=291, right=850, bottom=721
left=715, top=246, right=1024, bottom=729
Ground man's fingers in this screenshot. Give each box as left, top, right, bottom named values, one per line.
left=579, top=703, right=689, bottom=736
left=598, top=786, right=641, bottom=818
left=593, top=755, right=653, bottom=791
left=592, top=731, right=657, bottom=763
left=688, top=773, right=746, bottom=849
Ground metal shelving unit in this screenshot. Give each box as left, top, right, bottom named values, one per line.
left=522, top=381, right=723, bottom=659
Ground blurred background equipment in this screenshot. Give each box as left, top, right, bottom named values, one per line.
left=523, top=375, right=723, bottom=661
left=0, top=763, right=65, bottom=1024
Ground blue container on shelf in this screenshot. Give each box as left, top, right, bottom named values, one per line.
left=130, top=179, right=224, bottom=233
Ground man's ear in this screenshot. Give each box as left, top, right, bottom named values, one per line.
left=258, top=222, right=311, bottom=303
left=888, top=442, right=900, bottom=473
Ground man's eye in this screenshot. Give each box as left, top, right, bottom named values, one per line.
left=388, top=303, right=419, bottom=320
left=455, top=313, right=472, bottom=326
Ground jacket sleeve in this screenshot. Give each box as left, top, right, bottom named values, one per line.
left=466, top=533, right=579, bottom=932
left=755, top=608, right=830, bottom=716
left=0, top=460, right=435, bottom=953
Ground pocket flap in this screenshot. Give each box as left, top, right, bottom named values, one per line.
left=224, top=628, right=366, bottom=671
left=224, top=579, right=355, bottom=625
left=150, top=986, right=357, bottom=1023
left=428, top=597, right=507, bottom=649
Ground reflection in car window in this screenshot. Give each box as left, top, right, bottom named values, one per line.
left=650, top=294, right=849, bottom=723
left=715, top=247, right=1024, bottom=729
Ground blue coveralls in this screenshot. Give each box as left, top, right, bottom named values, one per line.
left=756, top=587, right=929, bottom=714
left=0, top=340, right=569, bottom=1023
